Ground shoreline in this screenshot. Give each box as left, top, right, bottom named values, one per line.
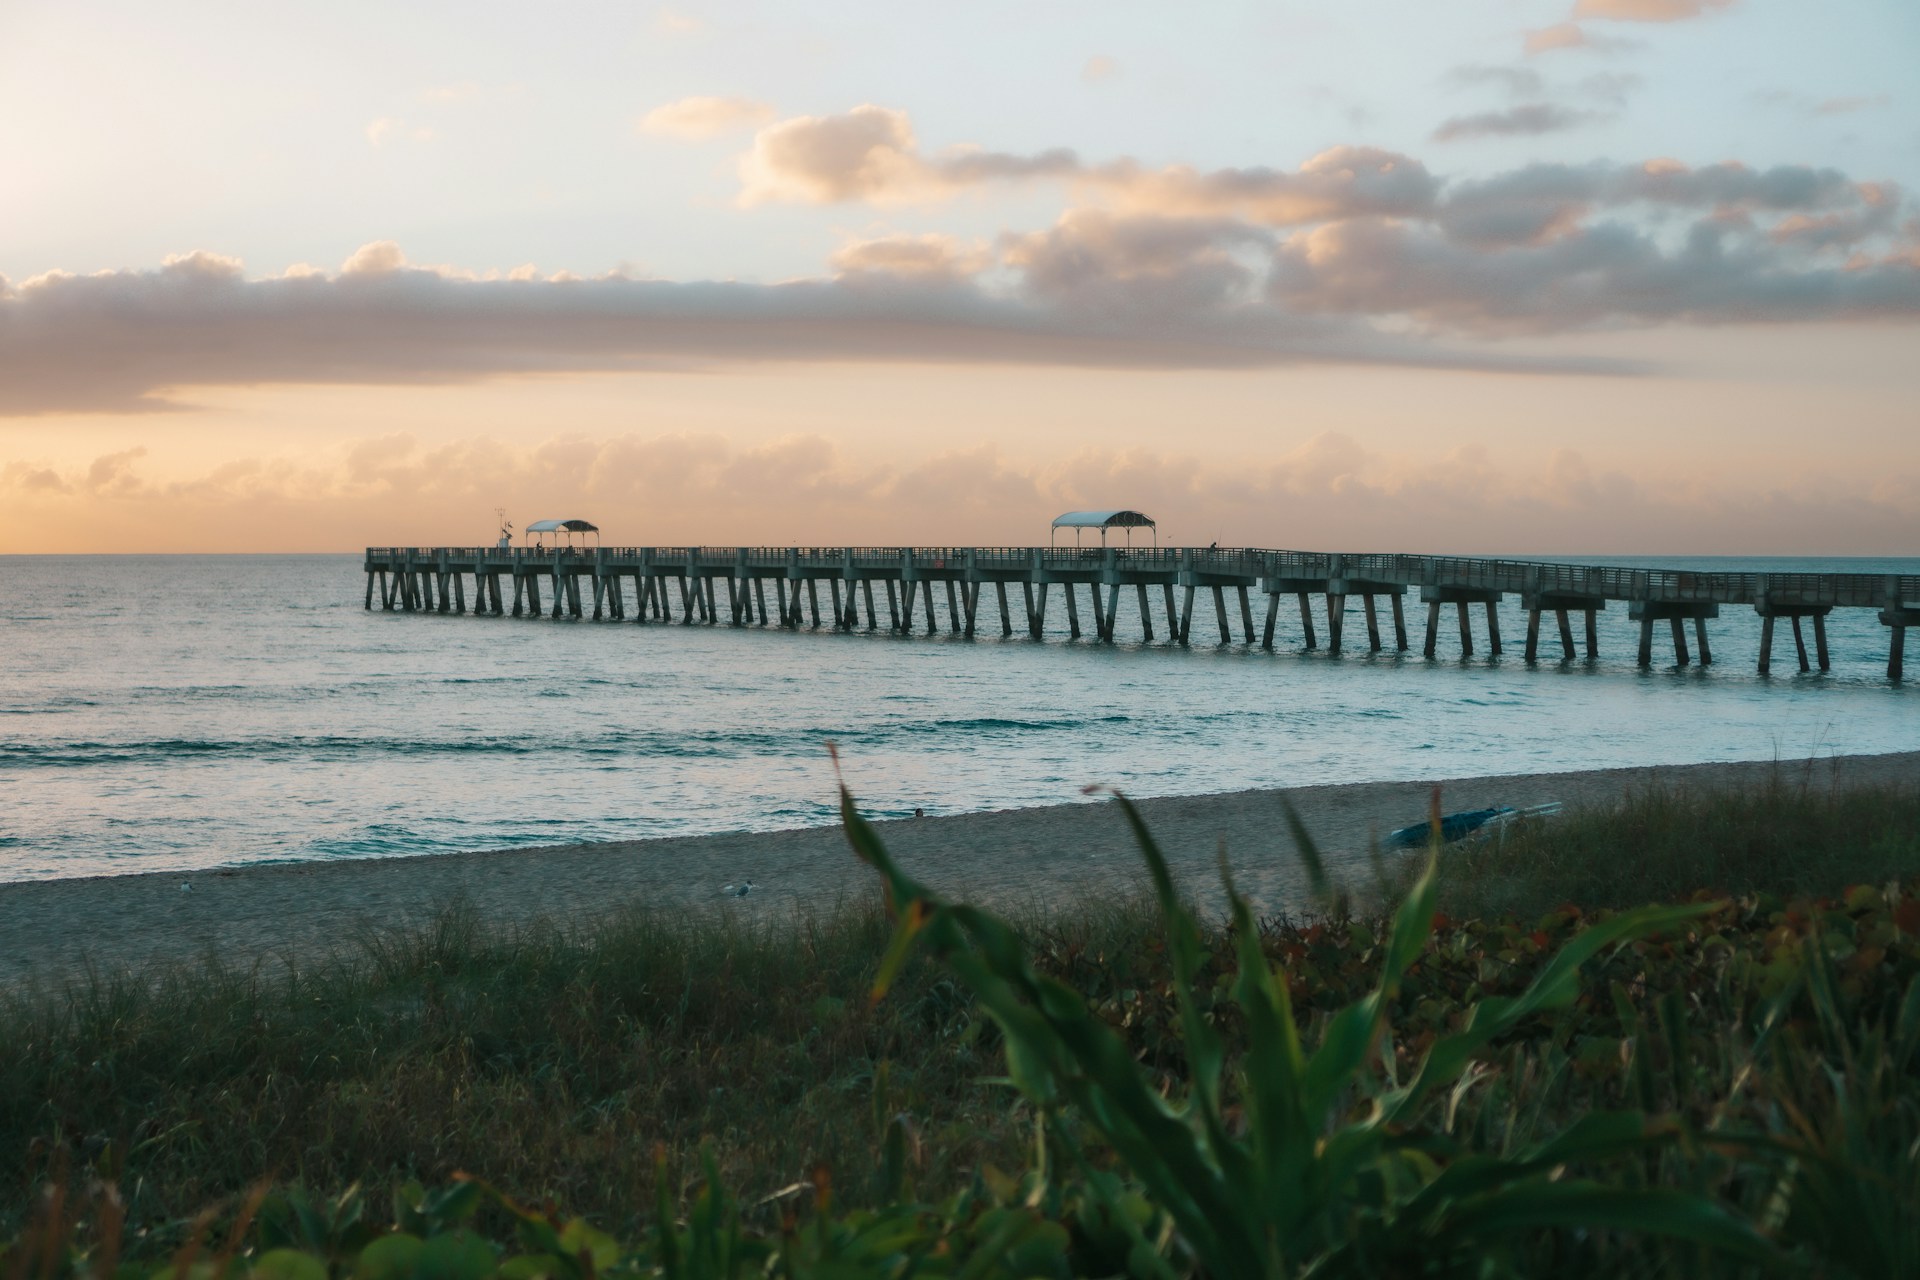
left=5, top=750, right=1917, bottom=991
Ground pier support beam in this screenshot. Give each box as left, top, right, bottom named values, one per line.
left=1421, top=586, right=1502, bottom=659
left=996, top=582, right=1011, bottom=636
left=1137, top=584, right=1154, bottom=642
left=1522, top=594, right=1604, bottom=663
left=1319, top=581, right=1403, bottom=656
left=1884, top=607, right=1917, bottom=680
left=1628, top=600, right=1717, bottom=669
left=1064, top=581, right=1082, bottom=639
left=1754, top=602, right=1830, bottom=675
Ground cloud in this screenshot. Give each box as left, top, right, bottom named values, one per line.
left=2, top=462, right=69, bottom=494
left=6, top=132, right=1916, bottom=417
left=1446, top=65, right=1546, bottom=97
left=1577, top=72, right=1642, bottom=107
left=3, top=237, right=1618, bottom=417
left=829, top=234, right=992, bottom=280
left=639, top=95, right=776, bottom=140
left=85, top=447, right=148, bottom=494
left=1814, top=95, right=1890, bottom=116
left=1571, top=0, right=1735, bottom=21
left=1434, top=158, right=1890, bottom=246
left=737, top=107, right=1435, bottom=224
left=1755, top=90, right=1894, bottom=119
left=1431, top=104, right=1598, bottom=143
left=342, top=241, right=409, bottom=275
left=1270, top=214, right=1920, bottom=333
left=1101, top=147, right=1439, bottom=225
left=8, top=432, right=1913, bottom=555
left=1522, top=22, right=1642, bottom=55
left=738, top=105, right=1080, bottom=205
left=1000, top=212, right=1275, bottom=312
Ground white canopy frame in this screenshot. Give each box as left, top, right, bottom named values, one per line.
left=1050, top=510, right=1158, bottom=548
left=523, top=518, right=601, bottom=550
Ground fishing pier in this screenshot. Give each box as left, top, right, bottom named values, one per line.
left=363, top=545, right=1919, bottom=680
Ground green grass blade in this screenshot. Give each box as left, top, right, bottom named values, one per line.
left=1442, top=1182, right=1780, bottom=1266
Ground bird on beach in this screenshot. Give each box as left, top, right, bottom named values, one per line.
left=179, top=882, right=192, bottom=893
left=721, top=881, right=755, bottom=898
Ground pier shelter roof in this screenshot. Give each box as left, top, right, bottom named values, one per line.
left=523, top=518, right=601, bottom=549
left=1051, top=510, right=1157, bottom=547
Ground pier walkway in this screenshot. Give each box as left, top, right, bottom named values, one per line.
left=364, top=546, right=1920, bottom=679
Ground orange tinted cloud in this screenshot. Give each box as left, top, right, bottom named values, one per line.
left=639, top=95, right=776, bottom=139
left=5, top=431, right=1913, bottom=555
left=1572, top=0, right=1735, bottom=21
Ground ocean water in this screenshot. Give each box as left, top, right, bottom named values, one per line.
left=2, top=553, right=1914, bottom=883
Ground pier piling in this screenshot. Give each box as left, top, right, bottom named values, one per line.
left=364, top=545, right=1915, bottom=684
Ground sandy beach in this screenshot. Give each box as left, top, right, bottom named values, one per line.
left=4, top=751, right=1917, bottom=992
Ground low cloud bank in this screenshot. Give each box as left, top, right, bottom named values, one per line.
left=5, top=431, right=1915, bottom=556
left=4, top=119, right=1916, bottom=416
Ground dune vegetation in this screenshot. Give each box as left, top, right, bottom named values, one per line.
left=6, top=777, right=1919, bottom=1277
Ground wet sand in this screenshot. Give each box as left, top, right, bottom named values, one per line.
left=4, top=751, right=1916, bottom=992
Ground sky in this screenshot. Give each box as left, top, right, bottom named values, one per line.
left=2, top=0, right=1917, bottom=554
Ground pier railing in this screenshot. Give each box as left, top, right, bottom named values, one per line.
left=364, top=547, right=1917, bottom=605
left=362, top=543, right=1919, bottom=678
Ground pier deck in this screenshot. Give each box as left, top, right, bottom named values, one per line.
left=364, top=546, right=1920, bottom=679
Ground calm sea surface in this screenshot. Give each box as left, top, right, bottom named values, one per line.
left=2, top=554, right=1914, bottom=883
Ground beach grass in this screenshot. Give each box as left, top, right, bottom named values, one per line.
left=1409, top=771, right=1920, bottom=920
left=6, top=775, right=1920, bottom=1274
left=1, top=885, right=1167, bottom=1244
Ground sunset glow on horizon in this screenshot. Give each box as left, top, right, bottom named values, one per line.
left=4, top=0, right=1916, bottom=555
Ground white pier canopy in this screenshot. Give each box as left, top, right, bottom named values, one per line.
left=524, top=518, right=601, bottom=549
left=1051, top=509, right=1157, bottom=548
